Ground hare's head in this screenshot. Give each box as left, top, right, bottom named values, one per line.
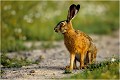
left=54, top=4, right=80, bottom=34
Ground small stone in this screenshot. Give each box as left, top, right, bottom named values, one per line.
left=53, top=73, right=55, bottom=75
left=30, top=70, right=35, bottom=73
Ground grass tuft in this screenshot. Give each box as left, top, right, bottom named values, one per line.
left=69, top=58, right=119, bottom=79
left=1, top=53, right=38, bottom=68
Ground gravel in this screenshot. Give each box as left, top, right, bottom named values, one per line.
left=1, top=32, right=119, bottom=79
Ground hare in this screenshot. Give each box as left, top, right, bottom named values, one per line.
left=54, top=4, right=97, bottom=71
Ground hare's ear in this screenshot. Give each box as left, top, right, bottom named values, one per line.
left=67, top=4, right=80, bottom=22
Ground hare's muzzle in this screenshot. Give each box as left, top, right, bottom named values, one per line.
left=54, top=27, right=59, bottom=32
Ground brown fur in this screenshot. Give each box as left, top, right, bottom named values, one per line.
left=63, top=22, right=96, bottom=70
left=54, top=4, right=97, bottom=71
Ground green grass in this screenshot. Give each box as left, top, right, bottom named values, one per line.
left=1, top=53, right=39, bottom=68
left=1, top=1, right=119, bottom=52
left=1, top=39, right=28, bottom=53
left=67, top=59, right=119, bottom=79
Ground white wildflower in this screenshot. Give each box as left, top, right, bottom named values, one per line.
left=27, top=18, right=33, bottom=23
left=11, top=10, right=16, bottom=15
left=23, top=15, right=33, bottom=23
left=14, top=28, right=22, bottom=33
left=111, top=58, right=116, bottom=62
left=3, top=5, right=11, bottom=10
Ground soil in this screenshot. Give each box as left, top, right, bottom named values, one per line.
left=1, top=31, right=119, bottom=79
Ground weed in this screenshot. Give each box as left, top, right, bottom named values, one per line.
left=68, top=58, right=119, bottom=79
left=1, top=53, right=38, bottom=68
left=1, top=39, right=27, bottom=53
left=1, top=1, right=119, bottom=52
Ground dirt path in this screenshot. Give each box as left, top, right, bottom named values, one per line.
left=1, top=33, right=119, bottom=79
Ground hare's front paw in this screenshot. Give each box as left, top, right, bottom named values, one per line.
left=64, top=66, right=72, bottom=73
left=79, top=65, right=86, bottom=69
left=65, top=65, right=78, bottom=69
left=65, top=65, right=70, bottom=69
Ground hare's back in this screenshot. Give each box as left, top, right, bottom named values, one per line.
left=75, top=30, right=92, bottom=42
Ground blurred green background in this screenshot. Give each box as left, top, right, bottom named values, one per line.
left=1, top=1, right=119, bottom=52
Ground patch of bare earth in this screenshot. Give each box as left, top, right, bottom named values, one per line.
left=1, top=31, right=119, bottom=79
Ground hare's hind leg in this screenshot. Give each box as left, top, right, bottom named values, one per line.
left=80, top=53, right=85, bottom=69
left=92, top=49, right=97, bottom=63
left=73, top=57, right=78, bottom=69
left=88, top=51, right=92, bottom=64
left=84, top=51, right=90, bottom=65
left=90, top=46, right=97, bottom=63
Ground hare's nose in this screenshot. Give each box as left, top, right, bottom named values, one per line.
left=54, top=27, right=58, bottom=32
left=54, top=27, right=56, bottom=30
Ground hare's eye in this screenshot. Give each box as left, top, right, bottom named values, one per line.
left=61, top=22, right=65, bottom=26
left=60, top=22, right=63, bottom=25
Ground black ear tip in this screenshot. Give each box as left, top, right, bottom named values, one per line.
left=71, top=4, right=76, bottom=6
left=70, top=4, right=76, bottom=8
left=77, top=4, right=80, bottom=9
